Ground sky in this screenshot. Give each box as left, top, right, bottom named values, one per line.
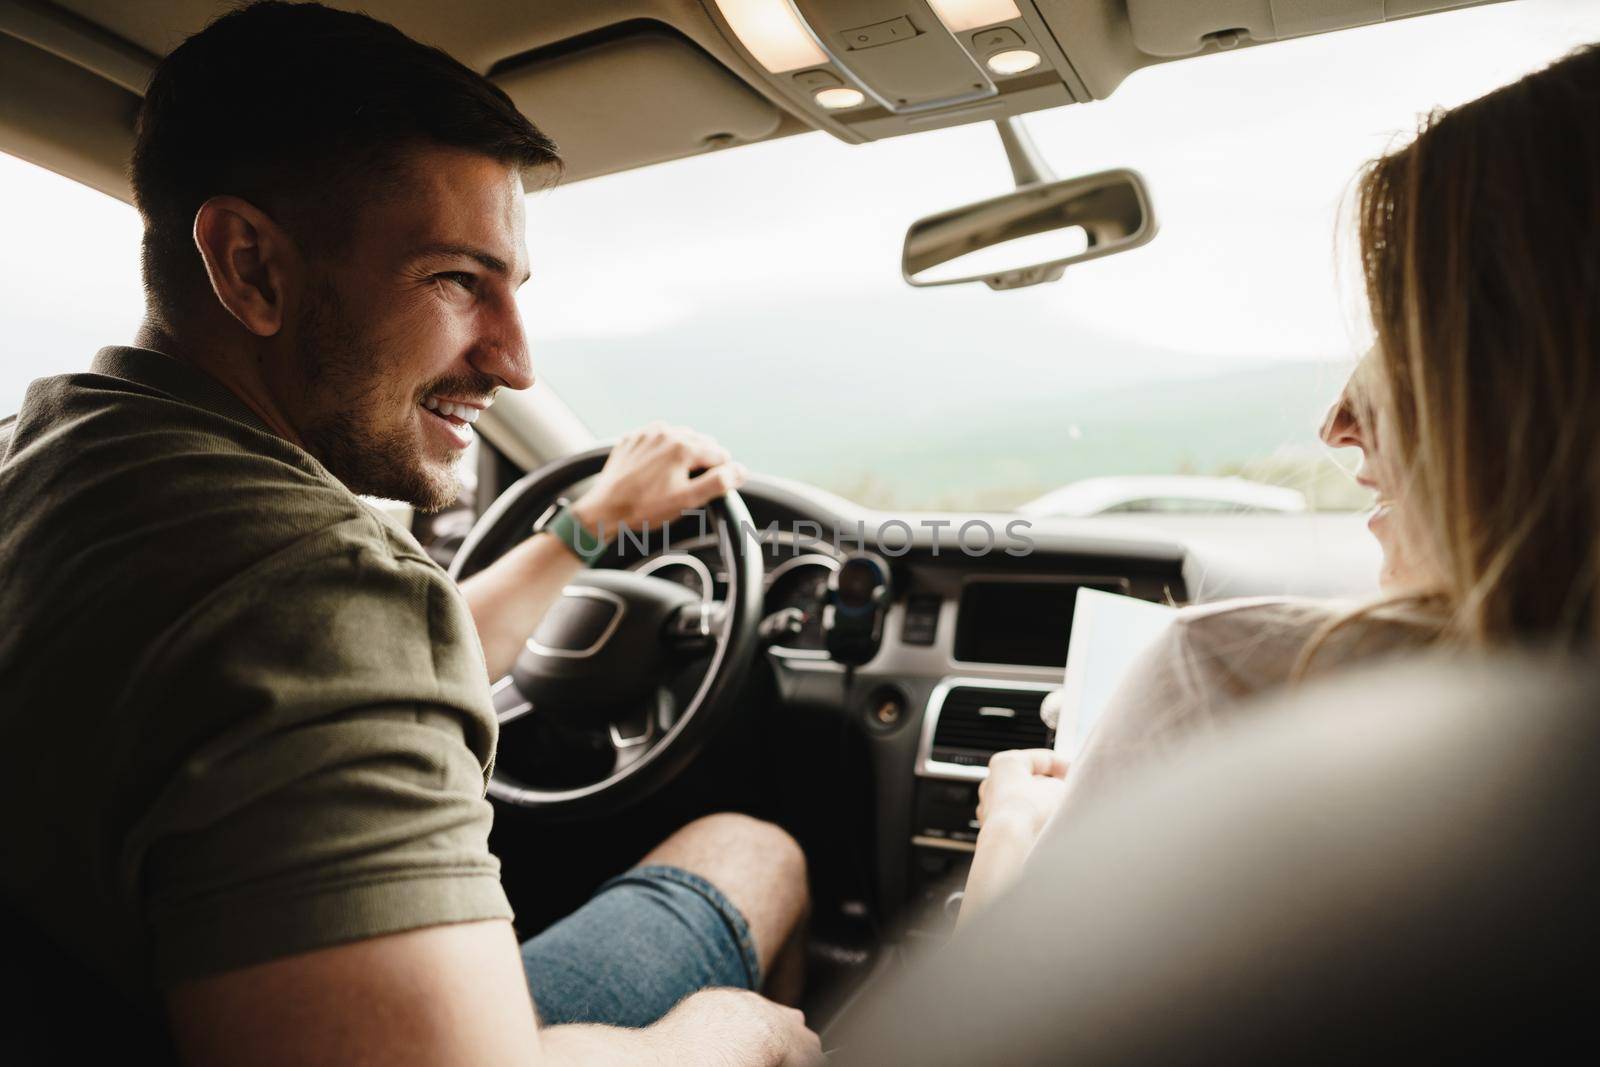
left=514, top=0, right=1600, bottom=359
left=3, top=0, right=1597, bottom=503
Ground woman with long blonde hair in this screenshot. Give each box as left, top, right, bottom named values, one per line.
left=962, top=41, right=1600, bottom=920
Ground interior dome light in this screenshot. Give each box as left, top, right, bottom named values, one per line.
left=926, top=0, right=1023, bottom=34
left=711, top=0, right=827, bottom=73
left=815, top=87, right=866, bottom=110
left=986, top=48, right=1042, bottom=75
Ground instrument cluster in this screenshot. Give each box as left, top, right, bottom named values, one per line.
left=626, top=536, right=841, bottom=653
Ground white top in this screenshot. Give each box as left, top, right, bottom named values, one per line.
left=1056, top=597, right=1431, bottom=820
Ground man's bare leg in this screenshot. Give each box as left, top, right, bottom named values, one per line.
left=636, top=813, right=809, bottom=1005
left=760, top=912, right=809, bottom=1007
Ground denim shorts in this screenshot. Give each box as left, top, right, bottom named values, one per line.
left=519, top=864, right=763, bottom=1029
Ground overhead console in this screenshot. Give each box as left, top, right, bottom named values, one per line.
left=701, top=0, right=1083, bottom=142
left=700, top=0, right=1508, bottom=143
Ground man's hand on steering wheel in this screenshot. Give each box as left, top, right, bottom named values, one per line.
left=459, top=423, right=744, bottom=681
left=571, top=423, right=748, bottom=533
left=449, top=431, right=766, bottom=816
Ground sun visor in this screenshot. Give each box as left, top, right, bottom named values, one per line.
left=1124, top=0, right=1496, bottom=58
left=0, top=32, right=140, bottom=202
left=493, top=29, right=784, bottom=183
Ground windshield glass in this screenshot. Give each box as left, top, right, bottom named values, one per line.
left=519, top=0, right=1600, bottom=512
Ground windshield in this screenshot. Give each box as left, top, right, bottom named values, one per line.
left=3, top=2, right=1595, bottom=516
left=518, top=0, right=1600, bottom=512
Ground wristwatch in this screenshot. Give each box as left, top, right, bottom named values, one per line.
left=532, top=498, right=609, bottom=566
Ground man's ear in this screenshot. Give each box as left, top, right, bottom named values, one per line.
left=191, top=196, right=299, bottom=337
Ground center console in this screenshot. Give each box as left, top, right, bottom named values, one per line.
left=901, top=576, right=1136, bottom=929
left=906, top=676, right=1059, bottom=926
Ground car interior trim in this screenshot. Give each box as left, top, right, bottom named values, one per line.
left=910, top=833, right=977, bottom=854
left=915, top=674, right=1062, bottom=781
left=633, top=551, right=717, bottom=601
left=525, top=584, right=629, bottom=659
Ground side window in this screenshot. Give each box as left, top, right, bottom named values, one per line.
left=0, top=153, right=146, bottom=418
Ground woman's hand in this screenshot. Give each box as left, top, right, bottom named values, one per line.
left=959, top=749, right=1070, bottom=929
left=977, top=748, right=1070, bottom=841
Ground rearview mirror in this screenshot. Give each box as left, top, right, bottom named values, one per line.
left=902, top=168, right=1157, bottom=291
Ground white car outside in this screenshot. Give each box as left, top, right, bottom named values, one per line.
left=1019, top=476, right=1308, bottom=517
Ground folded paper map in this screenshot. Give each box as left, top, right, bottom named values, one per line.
left=1053, top=587, right=1177, bottom=761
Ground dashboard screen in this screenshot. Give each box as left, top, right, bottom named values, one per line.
left=954, top=580, right=1123, bottom=667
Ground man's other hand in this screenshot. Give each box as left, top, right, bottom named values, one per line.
left=572, top=423, right=746, bottom=533
left=645, top=988, right=823, bottom=1067
left=168, top=920, right=823, bottom=1067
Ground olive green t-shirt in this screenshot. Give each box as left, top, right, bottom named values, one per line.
left=0, top=347, right=511, bottom=1011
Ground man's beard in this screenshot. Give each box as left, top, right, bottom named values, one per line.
left=294, top=281, right=463, bottom=513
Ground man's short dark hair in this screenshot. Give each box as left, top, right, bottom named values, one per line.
left=130, top=1, right=560, bottom=327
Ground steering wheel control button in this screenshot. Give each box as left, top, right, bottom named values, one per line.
left=608, top=705, right=654, bottom=747
left=843, top=16, right=918, bottom=51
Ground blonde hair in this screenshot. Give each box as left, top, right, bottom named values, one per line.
left=1301, top=44, right=1600, bottom=671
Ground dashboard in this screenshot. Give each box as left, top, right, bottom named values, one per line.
left=592, top=473, right=1203, bottom=925
left=583, top=471, right=1375, bottom=932
left=462, top=452, right=1377, bottom=942
left=454, top=449, right=1378, bottom=959
left=565, top=465, right=1379, bottom=933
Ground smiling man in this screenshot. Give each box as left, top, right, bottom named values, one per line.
left=0, top=3, right=817, bottom=1064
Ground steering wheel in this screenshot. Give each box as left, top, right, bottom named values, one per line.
left=448, top=446, right=764, bottom=818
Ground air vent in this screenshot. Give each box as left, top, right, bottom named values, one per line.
left=930, top=685, right=1050, bottom=767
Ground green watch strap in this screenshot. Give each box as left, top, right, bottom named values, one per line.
left=539, top=501, right=609, bottom=566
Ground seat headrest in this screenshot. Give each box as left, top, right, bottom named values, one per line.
left=831, top=653, right=1600, bottom=1065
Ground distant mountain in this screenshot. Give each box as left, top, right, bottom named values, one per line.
left=534, top=295, right=1354, bottom=509
left=824, top=359, right=1355, bottom=508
